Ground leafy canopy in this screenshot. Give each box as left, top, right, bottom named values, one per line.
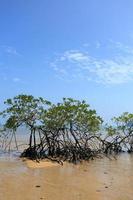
left=43, top=98, right=103, bottom=133
left=2, top=94, right=51, bottom=130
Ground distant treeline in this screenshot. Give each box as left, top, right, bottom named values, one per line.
left=0, top=94, right=133, bottom=164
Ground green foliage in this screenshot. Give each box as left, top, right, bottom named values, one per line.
left=2, top=94, right=133, bottom=159
left=105, top=125, right=117, bottom=136
left=113, top=112, right=133, bottom=125
left=2, top=94, right=51, bottom=130
left=1, top=95, right=103, bottom=136
left=105, top=112, right=133, bottom=137
left=43, top=98, right=103, bottom=134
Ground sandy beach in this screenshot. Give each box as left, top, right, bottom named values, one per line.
left=0, top=153, right=133, bottom=200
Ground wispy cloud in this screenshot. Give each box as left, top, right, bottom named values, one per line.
left=0, top=75, right=21, bottom=83
left=50, top=42, right=133, bottom=85
left=83, top=43, right=90, bottom=47
left=0, top=45, right=22, bottom=56
left=95, top=41, right=101, bottom=49
left=108, top=40, right=133, bottom=55
left=12, top=77, right=21, bottom=82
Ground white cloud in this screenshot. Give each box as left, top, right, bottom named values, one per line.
left=61, top=50, right=90, bottom=62
left=50, top=43, right=133, bottom=85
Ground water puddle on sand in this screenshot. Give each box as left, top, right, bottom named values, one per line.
left=0, top=153, right=133, bottom=200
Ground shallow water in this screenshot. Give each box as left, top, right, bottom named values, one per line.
left=0, top=153, right=133, bottom=200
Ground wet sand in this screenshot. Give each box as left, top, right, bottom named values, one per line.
left=26, top=159, right=59, bottom=168
left=0, top=154, right=133, bottom=200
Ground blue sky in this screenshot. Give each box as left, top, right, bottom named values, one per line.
left=0, top=0, right=133, bottom=121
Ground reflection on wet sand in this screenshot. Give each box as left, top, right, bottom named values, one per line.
left=0, top=154, right=133, bottom=200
